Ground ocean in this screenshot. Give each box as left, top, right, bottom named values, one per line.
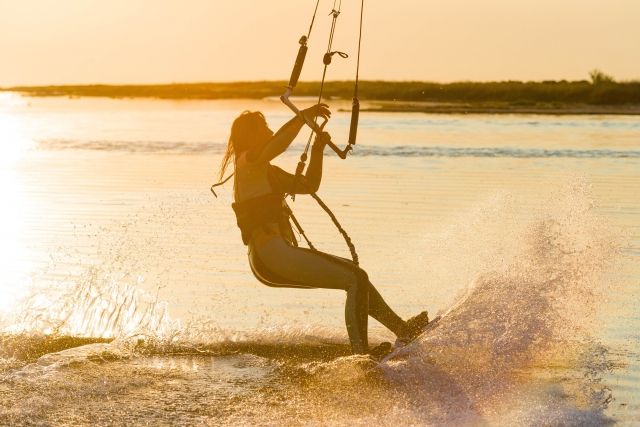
left=0, top=94, right=638, bottom=425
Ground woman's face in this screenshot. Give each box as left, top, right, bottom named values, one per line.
left=231, top=112, right=273, bottom=154
left=254, top=120, right=274, bottom=147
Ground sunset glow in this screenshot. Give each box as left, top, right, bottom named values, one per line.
left=1, top=0, right=639, bottom=86
left=0, top=97, right=32, bottom=313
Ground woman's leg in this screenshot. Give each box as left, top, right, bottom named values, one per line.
left=250, top=238, right=413, bottom=352
left=345, top=271, right=369, bottom=353
left=250, top=239, right=371, bottom=353
left=367, top=282, right=407, bottom=336
left=314, top=254, right=408, bottom=337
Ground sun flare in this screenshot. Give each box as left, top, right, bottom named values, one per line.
left=0, top=95, right=34, bottom=315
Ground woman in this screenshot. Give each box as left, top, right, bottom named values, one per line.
left=219, top=105, right=428, bottom=355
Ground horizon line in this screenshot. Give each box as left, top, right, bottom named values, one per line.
left=3, top=73, right=640, bottom=89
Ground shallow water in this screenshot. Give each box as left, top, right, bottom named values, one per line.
left=0, top=94, right=639, bottom=425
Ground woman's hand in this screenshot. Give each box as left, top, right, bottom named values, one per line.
left=301, top=103, right=331, bottom=123
left=313, top=131, right=331, bottom=148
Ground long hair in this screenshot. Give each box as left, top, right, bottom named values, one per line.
left=218, top=111, right=267, bottom=180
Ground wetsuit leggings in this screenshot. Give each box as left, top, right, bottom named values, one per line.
left=248, top=237, right=406, bottom=354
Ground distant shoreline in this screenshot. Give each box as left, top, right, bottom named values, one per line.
left=357, top=101, right=640, bottom=116
left=3, top=80, right=640, bottom=115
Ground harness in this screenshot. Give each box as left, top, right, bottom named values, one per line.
left=231, top=193, right=284, bottom=245
left=211, top=0, right=366, bottom=266
left=225, top=188, right=357, bottom=264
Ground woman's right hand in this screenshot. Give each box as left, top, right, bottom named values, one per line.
left=301, top=103, right=331, bottom=123
left=313, top=131, right=331, bottom=148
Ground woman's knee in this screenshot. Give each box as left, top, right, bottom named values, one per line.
left=330, top=261, right=368, bottom=293
left=345, top=270, right=368, bottom=293
left=354, top=268, right=369, bottom=286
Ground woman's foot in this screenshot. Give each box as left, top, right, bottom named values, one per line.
left=368, top=341, right=393, bottom=359
left=396, top=311, right=430, bottom=345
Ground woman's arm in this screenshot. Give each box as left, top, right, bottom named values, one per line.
left=300, top=133, right=327, bottom=192
left=251, top=115, right=304, bottom=163
left=268, top=132, right=329, bottom=194
left=252, top=104, right=331, bottom=163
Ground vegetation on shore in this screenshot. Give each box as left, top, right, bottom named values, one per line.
left=3, top=71, right=639, bottom=107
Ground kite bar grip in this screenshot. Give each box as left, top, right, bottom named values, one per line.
left=281, top=90, right=350, bottom=159
left=316, top=116, right=350, bottom=160
left=288, top=36, right=308, bottom=88
left=348, top=97, right=360, bottom=146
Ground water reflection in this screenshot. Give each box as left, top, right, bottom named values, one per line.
left=0, top=101, right=35, bottom=315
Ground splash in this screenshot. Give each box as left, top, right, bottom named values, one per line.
left=376, top=180, right=620, bottom=424
left=0, top=268, right=182, bottom=366
left=4, top=271, right=178, bottom=339
left=188, top=179, right=621, bottom=426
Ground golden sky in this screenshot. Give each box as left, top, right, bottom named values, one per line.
left=1, top=0, right=638, bottom=85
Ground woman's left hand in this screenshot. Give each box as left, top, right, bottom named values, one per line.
left=301, top=103, right=331, bottom=123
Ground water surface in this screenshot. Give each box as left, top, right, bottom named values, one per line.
left=0, top=94, right=638, bottom=425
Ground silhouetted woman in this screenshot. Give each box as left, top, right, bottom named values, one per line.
left=219, top=105, right=427, bottom=355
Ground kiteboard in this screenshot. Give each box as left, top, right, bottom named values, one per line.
left=369, top=314, right=441, bottom=362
